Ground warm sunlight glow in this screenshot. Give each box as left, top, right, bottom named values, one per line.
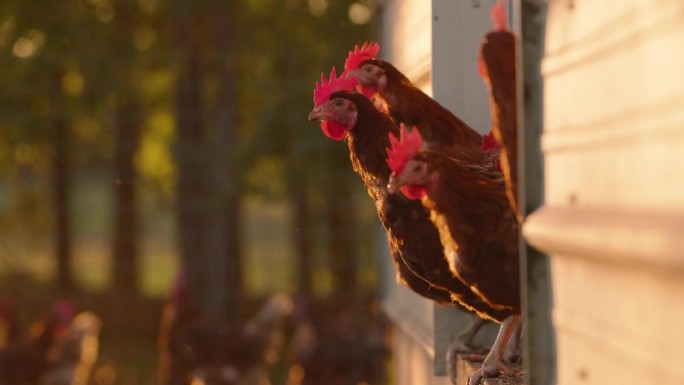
left=12, top=29, right=45, bottom=59
left=12, top=37, right=35, bottom=58
left=73, top=117, right=102, bottom=141
left=288, top=365, right=305, bottom=383
left=135, top=112, right=177, bottom=198
left=93, top=365, right=117, bottom=385
left=95, top=2, right=116, bottom=23
left=63, top=70, right=85, bottom=97
left=308, top=0, right=328, bottom=17
left=284, top=0, right=301, bottom=11
left=13, top=144, right=39, bottom=166
left=349, top=3, right=372, bottom=25
left=133, top=26, right=156, bottom=51
left=137, top=0, right=159, bottom=14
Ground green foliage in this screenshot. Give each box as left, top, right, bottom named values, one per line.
left=136, top=110, right=176, bottom=198
left=239, top=0, right=376, bottom=197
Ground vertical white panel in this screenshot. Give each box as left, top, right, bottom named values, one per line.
left=432, top=0, right=499, bottom=134
left=431, top=0, right=504, bottom=376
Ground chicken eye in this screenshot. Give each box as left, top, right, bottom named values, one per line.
left=334, top=99, right=344, bottom=107
left=412, top=164, right=422, bottom=173
left=364, top=64, right=373, bottom=73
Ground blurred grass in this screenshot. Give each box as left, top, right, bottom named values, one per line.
left=0, top=173, right=311, bottom=299
left=0, top=173, right=389, bottom=385
left=244, top=197, right=296, bottom=295
left=0, top=204, right=355, bottom=300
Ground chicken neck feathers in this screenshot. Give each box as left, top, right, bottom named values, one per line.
left=375, top=60, right=485, bottom=164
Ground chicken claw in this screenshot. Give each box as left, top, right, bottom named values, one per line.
left=447, top=318, right=489, bottom=382
left=467, top=315, right=521, bottom=385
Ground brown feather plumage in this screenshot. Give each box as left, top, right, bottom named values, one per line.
left=480, top=31, right=518, bottom=218
left=368, top=60, right=485, bottom=164
left=335, top=91, right=513, bottom=322
left=417, top=151, right=520, bottom=312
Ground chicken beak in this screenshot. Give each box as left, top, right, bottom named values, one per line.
left=387, top=174, right=401, bottom=194
left=308, top=107, right=324, bottom=122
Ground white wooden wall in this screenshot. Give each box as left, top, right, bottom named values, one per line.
left=524, top=0, right=684, bottom=384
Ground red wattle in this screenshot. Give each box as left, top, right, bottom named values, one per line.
left=321, top=120, right=347, bottom=141
left=400, top=185, right=427, bottom=200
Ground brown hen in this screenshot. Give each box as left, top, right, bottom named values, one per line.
left=387, top=125, right=521, bottom=385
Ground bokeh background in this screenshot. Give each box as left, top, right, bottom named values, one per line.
left=0, top=0, right=391, bottom=384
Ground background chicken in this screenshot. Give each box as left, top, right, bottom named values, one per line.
left=307, top=68, right=511, bottom=353
left=344, top=42, right=484, bottom=164
left=479, top=0, right=519, bottom=218
left=41, top=311, right=102, bottom=385
left=387, top=124, right=520, bottom=385
left=285, top=293, right=391, bottom=385
left=157, top=270, right=294, bottom=385
left=0, top=299, right=101, bottom=385
left=0, top=304, right=62, bottom=385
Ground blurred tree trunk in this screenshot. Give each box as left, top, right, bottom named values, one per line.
left=109, top=0, right=142, bottom=307
left=112, top=97, right=141, bottom=298
left=288, top=169, right=313, bottom=296
left=50, top=68, right=75, bottom=295
left=175, top=22, right=210, bottom=308
left=172, top=4, right=245, bottom=322
left=327, top=145, right=357, bottom=296
left=205, top=22, right=244, bottom=321
left=195, top=5, right=245, bottom=321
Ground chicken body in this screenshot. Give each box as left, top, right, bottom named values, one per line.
left=42, top=312, right=102, bottom=385
left=391, top=151, right=520, bottom=312
left=463, top=4, right=523, bottom=382
left=388, top=148, right=521, bottom=385
left=480, top=30, right=518, bottom=217
left=309, top=90, right=512, bottom=324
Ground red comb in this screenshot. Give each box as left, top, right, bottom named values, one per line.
left=481, top=132, right=500, bottom=153
left=492, top=0, right=509, bottom=31
left=344, top=41, right=380, bottom=72
left=386, top=123, right=424, bottom=175
left=313, top=66, right=357, bottom=107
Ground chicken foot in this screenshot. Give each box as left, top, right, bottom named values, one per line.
left=447, top=318, right=490, bottom=381
left=452, top=317, right=489, bottom=353
left=467, top=314, right=521, bottom=385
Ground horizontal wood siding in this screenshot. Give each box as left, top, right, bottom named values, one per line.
left=524, top=1, right=684, bottom=384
